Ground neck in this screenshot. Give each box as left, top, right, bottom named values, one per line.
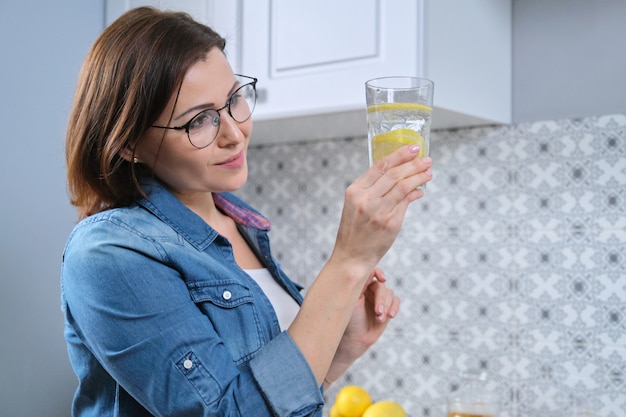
left=174, top=191, right=223, bottom=227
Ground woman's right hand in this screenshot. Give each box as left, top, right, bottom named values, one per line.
left=331, top=144, right=432, bottom=273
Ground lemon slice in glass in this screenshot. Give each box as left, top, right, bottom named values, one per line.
left=367, top=102, right=432, bottom=114
left=371, top=128, right=427, bottom=162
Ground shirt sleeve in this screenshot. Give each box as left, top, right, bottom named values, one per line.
left=61, top=216, right=324, bottom=417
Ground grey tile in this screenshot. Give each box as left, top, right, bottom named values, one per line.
left=239, top=113, right=626, bottom=416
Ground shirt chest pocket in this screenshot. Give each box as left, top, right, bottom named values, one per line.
left=188, top=280, right=262, bottom=364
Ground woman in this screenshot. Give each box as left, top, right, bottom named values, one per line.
left=62, top=7, right=432, bottom=417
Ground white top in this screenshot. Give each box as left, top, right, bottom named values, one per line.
left=244, top=268, right=300, bottom=331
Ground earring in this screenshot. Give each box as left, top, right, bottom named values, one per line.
left=133, top=157, right=140, bottom=164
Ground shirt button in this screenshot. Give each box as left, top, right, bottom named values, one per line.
left=222, top=290, right=232, bottom=300
left=183, top=359, right=193, bottom=370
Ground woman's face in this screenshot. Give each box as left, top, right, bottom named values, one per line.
left=136, top=48, right=252, bottom=200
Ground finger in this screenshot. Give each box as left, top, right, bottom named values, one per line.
left=379, top=289, right=397, bottom=321
left=360, top=269, right=377, bottom=295
left=361, top=268, right=386, bottom=296
left=377, top=157, right=433, bottom=204
left=357, top=144, right=422, bottom=189
left=365, top=281, right=395, bottom=321
left=372, top=267, right=387, bottom=283
left=349, top=157, right=431, bottom=241
left=358, top=155, right=432, bottom=223
left=387, top=295, right=401, bottom=319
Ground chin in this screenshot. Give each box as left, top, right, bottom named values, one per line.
left=219, top=171, right=248, bottom=193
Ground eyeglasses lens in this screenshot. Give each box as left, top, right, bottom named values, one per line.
left=187, top=83, right=257, bottom=148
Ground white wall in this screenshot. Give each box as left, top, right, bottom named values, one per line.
left=0, top=2, right=103, bottom=416
left=513, top=0, right=626, bottom=122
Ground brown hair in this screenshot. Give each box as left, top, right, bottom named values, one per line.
left=66, top=7, right=226, bottom=219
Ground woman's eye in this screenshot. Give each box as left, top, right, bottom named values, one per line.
left=189, top=110, right=216, bottom=130
left=230, top=92, right=242, bottom=107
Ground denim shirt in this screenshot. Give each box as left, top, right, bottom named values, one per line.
left=61, top=179, right=324, bottom=417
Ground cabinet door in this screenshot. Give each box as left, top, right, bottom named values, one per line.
left=240, top=0, right=424, bottom=121
left=424, top=0, right=512, bottom=128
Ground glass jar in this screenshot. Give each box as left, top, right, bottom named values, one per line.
left=570, top=396, right=594, bottom=417
left=447, top=369, right=498, bottom=417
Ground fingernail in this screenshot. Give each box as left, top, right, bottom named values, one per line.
left=389, top=309, right=397, bottom=318
left=423, top=157, right=432, bottom=164
left=377, top=304, right=385, bottom=315
left=409, top=145, right=420, bottom=153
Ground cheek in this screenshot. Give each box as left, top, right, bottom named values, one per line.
left=136, top=131, right=165, bottom=162
left=136, top=133, right=190, bottom=176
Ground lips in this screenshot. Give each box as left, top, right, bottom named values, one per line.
left=217, top=151, right=245, bottom=169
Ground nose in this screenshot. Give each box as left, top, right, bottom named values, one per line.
left=215, top=111, right=247, bottom=146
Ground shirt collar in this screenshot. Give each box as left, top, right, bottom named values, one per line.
left=139, top=177, right=271, bottom=238
left=212, top=193, right=271, bottom=231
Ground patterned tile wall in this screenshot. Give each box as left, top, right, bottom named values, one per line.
left=238, top=114, right=626, bottom=417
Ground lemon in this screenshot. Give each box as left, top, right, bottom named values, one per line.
left=334, top=385, right=372, bottom=417
left=329, top=403, right=344, bottom=417
left=367, top=103, right=432, bottom=114
left=362, top=401, right=407, bottom=417
left=371, top=128, right=426, bottom=162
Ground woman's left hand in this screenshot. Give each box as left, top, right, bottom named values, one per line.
left=324, top=267, right=400, bottom=385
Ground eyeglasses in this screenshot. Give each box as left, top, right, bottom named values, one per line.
left=152, top=75, right=257, bottom=149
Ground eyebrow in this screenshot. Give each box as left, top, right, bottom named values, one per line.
left=174, top=79, right=241, bottom=122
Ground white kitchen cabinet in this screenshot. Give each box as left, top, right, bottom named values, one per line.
left=244, top=0, right=511, bottom=143
left=239, top=1, right=423, bottom=120
left=423, top=0, right=512, bottom=130
left=105, top=0, right=512, bottom=144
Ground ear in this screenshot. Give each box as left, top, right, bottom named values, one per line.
left=119, top=147, right=135, bottom=162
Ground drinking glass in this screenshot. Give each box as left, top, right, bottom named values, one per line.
left=365, top=76, right=434, bottom=168
left=447, top=369, right=498, bottom=417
